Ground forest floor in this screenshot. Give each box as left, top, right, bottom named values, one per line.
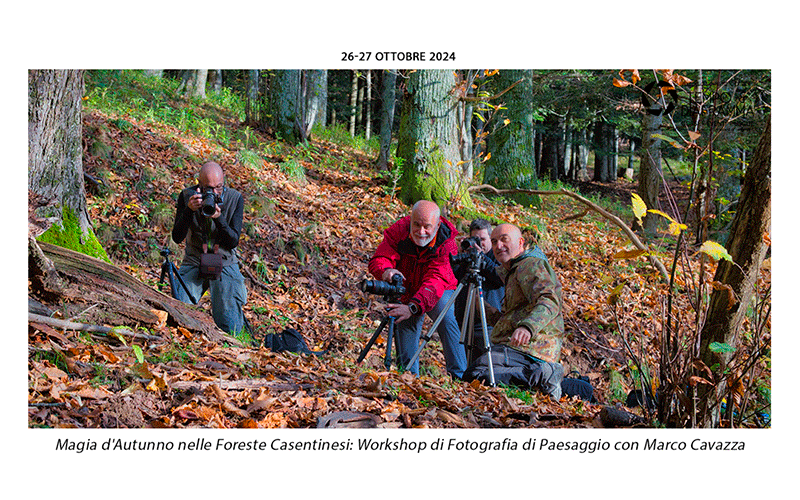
left=28, top=100, right=755, bottom=429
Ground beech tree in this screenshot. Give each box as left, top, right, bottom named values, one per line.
left=28, top=70, right=91, bottom=239
left=396, top=69, right=467, bottom=208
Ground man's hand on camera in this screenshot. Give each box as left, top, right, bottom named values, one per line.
left=381, top=268, right=404, bottom=283
left=187, top=189, right=203, bottom=212
left=509, top=326, right=532, bottom=347
left=385, top=303, right=412, bottom=322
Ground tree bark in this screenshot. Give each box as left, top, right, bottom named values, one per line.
left=396, top=69, right=468, bottom=209
left=365, top=70, right=372, bottom=140
left=637, top=106, right=664, bottom=232
left=270, top=70, right=302, bottom=144
left=697, top=120, right=770, bottom=427
left=245, top=70, right=259, bottom=125
left=349, top=70, right=358, bottom=137
left=29, top=69, right=90, bottom=236
left=376, top=70, right=397, bottom=171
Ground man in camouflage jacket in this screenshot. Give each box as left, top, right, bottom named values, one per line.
left=490, top=223, right=565, bottom=363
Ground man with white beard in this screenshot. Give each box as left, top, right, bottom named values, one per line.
left=367, top=200, right=467, bottom=379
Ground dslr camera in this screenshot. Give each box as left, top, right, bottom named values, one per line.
left=450, top=235, right=491, bottom=271
left=360, top=273, right=406, bottom=299
left=200, top=187, right=223, bottom=217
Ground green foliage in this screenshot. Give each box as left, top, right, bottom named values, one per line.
left=37, top=207, right=111, bottom=262
left=280, top=158, right=307, bottom=184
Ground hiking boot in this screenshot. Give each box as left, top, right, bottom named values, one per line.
left=539, top=361, right=564, bottom=400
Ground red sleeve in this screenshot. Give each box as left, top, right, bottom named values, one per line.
left=368, top=220, right=403, bottom=280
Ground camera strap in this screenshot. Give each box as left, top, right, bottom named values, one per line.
left=199, top=217, right=222, bottom=279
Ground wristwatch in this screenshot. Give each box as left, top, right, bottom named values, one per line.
left=407, top=302, right=421, bottom=316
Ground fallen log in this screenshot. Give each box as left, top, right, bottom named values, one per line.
left=31, top=241, right=239, bottom=345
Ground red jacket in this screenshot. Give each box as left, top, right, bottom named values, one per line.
left=368, top=215, right=458, bottom=313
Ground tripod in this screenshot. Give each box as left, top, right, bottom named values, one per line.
left=406, top=255, right=496, bottom=386
left=356, top=310, right=397, bottom=370
left=159, top=247, right=197, bottom=305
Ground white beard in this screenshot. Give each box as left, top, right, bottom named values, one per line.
left=411, top=233, right=435, bottom=247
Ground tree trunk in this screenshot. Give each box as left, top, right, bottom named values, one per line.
left=483, top=69, right=538, bottom=205
left=376, top=70, right=397, bottom=171
left=575, top=127, right=590, bottom=181
left=245, top=70, right=259, bottom=125
left=28, top=69, right=90, bottom=237
left=697, top=120, right=771, bottom=427
left=396, top=69, right=468, bottom=209
left=365, top=70, right=372, bottom=140
left=301, top=70, right=327, bottom=140
left=209, top=69, right=222, bottom=93
left=637, top=104, right=665, bottom=232
left=593, top=120, right=616, bottom=183
left=270, top=70, right=302, bottom=144
left=349, top=71, right=358, bottom=137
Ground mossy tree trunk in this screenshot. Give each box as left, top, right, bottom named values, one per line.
left=483, top=69, right=539, bottom=206
left=396, top=69, right=470, bottom=210
left=28, top=69, right=91, bottom=239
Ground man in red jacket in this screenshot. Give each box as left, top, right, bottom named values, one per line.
left=368, top=200, right=467, bottom=378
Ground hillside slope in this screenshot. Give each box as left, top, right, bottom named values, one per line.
left=30, top=84, right=759, bottom=428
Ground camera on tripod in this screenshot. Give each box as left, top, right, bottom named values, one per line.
left=200, top=187, right=223, bottom=217
left=360, top=273, right=405, bottom=299
left=450, top=235, right=492, bottom=272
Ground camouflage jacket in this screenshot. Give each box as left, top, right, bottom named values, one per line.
left=491, top=249, right=565, bottom=363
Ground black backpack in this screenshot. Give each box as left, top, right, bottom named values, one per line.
left=463, top=345, right=550, bottom=389
left=263, top=328, right=325, bottom=356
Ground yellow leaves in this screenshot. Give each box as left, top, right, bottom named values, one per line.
left=698, top=240, right=733, bottom=262
left=631, top=193, right=647, bottom=223
left=631, top=194, right=687, bottom=236
left=647, top=209, right=688, bottom=236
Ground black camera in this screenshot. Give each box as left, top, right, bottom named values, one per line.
left=360, top=273, right=406, bottom=298
left=451, top=236, right=492, bottom=272
left=200, top=187, right=223, bottom=217
left=460, top=235, right=483, bottom=252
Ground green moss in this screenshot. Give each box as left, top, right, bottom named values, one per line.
left=37, top=207, right=111, bottom=263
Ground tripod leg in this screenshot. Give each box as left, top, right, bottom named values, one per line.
left=357, top=316, right=389, bottom=364
left=473, top=282, right=496, bottom=386
left=459, top=283, right=476, bottom=345
left=405, top=282, right=464, bottom=371
left=171, top=262, right=198, bottom=305
left=384, top=316, right=395, bottom=370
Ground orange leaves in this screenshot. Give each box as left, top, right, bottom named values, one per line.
left=613, top=69, right=691, bottom=92
left=613, top=69, right=641, bottom=87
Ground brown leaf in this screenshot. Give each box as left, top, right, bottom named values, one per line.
left=612, top=248, right=648, bottom=260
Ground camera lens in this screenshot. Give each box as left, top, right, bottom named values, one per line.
left=201, top=191, right=217, bottom=217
